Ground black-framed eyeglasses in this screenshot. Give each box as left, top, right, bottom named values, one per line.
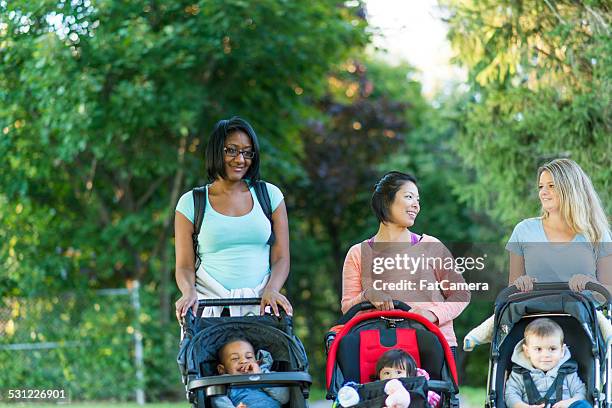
left=224, top=146, right=255, bottom=159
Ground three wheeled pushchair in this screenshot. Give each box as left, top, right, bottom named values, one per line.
left=325, top=300, right=460, bottom=407
left=177, top=298, right=312, bottom=408
left=485, top=282, right=612, bottom=408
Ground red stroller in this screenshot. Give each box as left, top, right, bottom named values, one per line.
left=325, top=301, right=460, bottom=407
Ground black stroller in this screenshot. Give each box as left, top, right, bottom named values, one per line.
left=325, top=300, right=460, bottom=407
left=177, top=298, right=312, bottom=408
left=485, top=282, right=612, bottom=408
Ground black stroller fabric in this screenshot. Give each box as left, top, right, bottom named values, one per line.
left=178, top=312, right=311, bottom=408
left=347, top=376, right=430, bottom=408
left=326, top=306, right=459, bottom=408
left=487, top=287, right=609, bottom=408
left=178, top=315, right=308, bottom=379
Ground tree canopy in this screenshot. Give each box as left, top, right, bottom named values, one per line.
left=443, top=0, right=611, bottom=227
left=1, top=0, right=608, bottom=399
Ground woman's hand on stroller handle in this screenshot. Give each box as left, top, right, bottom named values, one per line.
left=410, top=308, right=439, bottom=324
left=568, top=274, right=595, bottom=292
left=338, top=300, right=412, bottom=324
left=260, top=287, right=293, bottom=316
left=503, top=280, right=611, bottom=304
left=512, top=275, right=537, bottom=292
left=363, top=288, right=395, bottom=311
left=175, top=287, right=199, bottom=322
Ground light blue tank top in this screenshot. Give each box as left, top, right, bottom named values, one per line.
left=506, top=217, right=612, bottom=282
left=175, top=182, right=284, bottom=290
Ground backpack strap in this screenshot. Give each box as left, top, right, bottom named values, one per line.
left=191, top=182, right=275, bottom=273
left=252, top=180, right=275, bottom=246
left=192, top=186, right=207, bottom=271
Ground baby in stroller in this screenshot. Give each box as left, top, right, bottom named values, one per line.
left=464, top=306, right=612, bottom=352
left=335, top=347, right=439, bottom=408
left=326, top=300, right=460, bottom=408
left=504, top=318, right=587, bottom=408
left=475, top=282, right=611, bottom=408
left=178, top=298, right=311, bottom=408
left=375, top=349, right=441, bottom=407
left=212, top=337, right=289, bottom=408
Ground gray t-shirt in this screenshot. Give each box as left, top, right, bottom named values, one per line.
left=506, top=217, right=612, bottom=282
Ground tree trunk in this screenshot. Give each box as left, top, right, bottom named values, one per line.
left=327, top=221, right=344, bottom=300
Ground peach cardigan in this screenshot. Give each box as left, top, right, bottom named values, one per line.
left=341, top=234, right=470, bottom=347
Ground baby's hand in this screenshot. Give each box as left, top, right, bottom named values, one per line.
left=236, top=403, right=248, bottom=408
left=238, top=362, right=261, bottom=374
left=427, top=391, right=441, bottom=407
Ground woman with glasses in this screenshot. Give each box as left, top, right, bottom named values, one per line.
left=174, top=117, right=291, bottom=320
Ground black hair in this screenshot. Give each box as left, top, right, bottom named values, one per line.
left=376, top=349, right=417, bottom=379
left=205, top=116, right=261, bottom=184
left=216, top=336, right=253, bottom=364
left=371, top=171, right=418, bottom=224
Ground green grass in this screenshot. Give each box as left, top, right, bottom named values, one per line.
left=0, top=388, right=487, bottom=407
left=0, top=405, right=185, bottom=408
left=308, top=386, right=327, bottom=401
left=459, top=386, right=486, bottom=408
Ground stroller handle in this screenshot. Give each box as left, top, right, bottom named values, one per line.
left=181, top=297, right=290, bottom=329
left=197, top=298, right=263, bottom=307
left=195, top=297, right=292, bottom=316
left=337, top=300, right=411, bottom=325
left=498, top=281, right=611, bottom=304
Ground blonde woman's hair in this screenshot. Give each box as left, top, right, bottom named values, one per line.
left=538, top=159, right=610, bottom=245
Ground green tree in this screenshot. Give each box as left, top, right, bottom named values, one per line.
left=442, top=0, right=611, bottom=227
left=0, top=0, right=368, bottom=398
left=280, top=57, right=422, bottom=388
left=0, top=0, right=367, bottom=298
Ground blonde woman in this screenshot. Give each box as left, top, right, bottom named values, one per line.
left=507, top=158, right=611, bottom=293
left=463, top=159, right=612, bottom=352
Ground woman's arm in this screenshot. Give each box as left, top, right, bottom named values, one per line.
left=341, top=246, right=394, bottom=313
left=426, top=245, right=471, bottom=325
left=594, top=255, right=612, bottom=294
left=260, top=200, right=292, bottom=316
left=508, top=253, right=526, bottom=285
left=566, top=231, right=612, bottom=294
left=174, top=211, right=198, bottom=321
left=341, top=245, right=365, bottom=314
left=567, top=255, right=611, bottom=295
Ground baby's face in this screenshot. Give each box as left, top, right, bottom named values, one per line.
left=523, top=335, right=564, bottom=372
left=218, top=340, right=261, bottom=375
left=379, top=366, right=407, bottom=380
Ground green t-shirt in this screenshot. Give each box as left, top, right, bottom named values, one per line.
left=176, top=182, right=283, bottom=290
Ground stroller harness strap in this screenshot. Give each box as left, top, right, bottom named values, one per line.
left=512, top=360, right=578, bottom=406
left=359, top=328, right=420, bottom=383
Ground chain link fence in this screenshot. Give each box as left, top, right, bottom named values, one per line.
left=0, top=282, right=145, bottom=403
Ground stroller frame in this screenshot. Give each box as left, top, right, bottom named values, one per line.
left=325, top=300, right=460, bottom=408
left=178, top=298, right=312, bottom=408
left=485, top=282, right=612, bottom=408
